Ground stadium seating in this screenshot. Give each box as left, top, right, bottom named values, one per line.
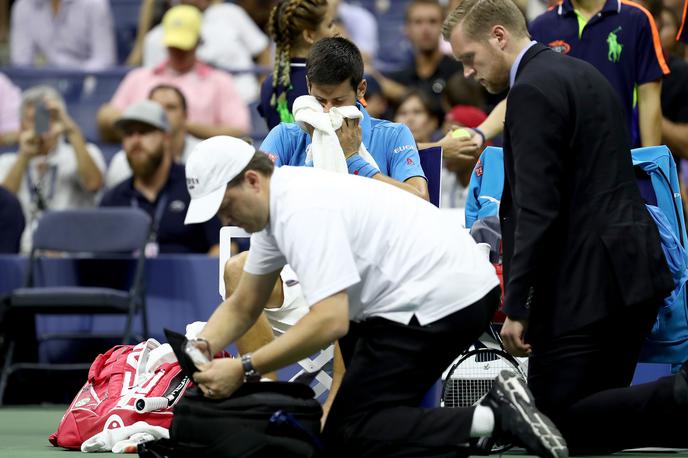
left=110, top=0, right=143, bottom=64
left=0, top=66, right=129, bottom=143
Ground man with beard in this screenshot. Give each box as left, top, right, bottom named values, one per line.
left=100, top=100, right=220, bottom=255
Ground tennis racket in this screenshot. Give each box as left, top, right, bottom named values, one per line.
left=440, top=327, right=527, bottom=454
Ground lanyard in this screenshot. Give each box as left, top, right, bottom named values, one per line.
left=26, top=163, right=58, bottom=211
left=131, top=193, right=168, bottom=243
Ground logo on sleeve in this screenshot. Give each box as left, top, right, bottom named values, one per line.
left=406, top=157, right=414, bottom=166
left=393, top=145, right=416, bottom=154
left=548, top=40, right=571, bottom=54
left=474, top=159, right=483, bottom=177
left=266, top=153, right=278, bottom=163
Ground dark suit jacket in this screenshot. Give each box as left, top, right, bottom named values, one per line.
left=501, top=43, right=673, bottom=344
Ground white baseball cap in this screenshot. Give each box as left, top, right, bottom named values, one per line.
left=184, top=136, right=255, bottom=225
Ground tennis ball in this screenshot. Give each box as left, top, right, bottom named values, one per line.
left=451, top=128, right=472, bottom=139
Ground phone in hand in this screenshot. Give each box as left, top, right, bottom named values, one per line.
left=34, top=101, right=51, bottom=136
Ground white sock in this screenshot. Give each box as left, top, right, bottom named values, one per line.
left=469, top=405, right=495, bottom=438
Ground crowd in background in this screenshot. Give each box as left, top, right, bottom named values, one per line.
left=0, top=0, right=686, bottom=255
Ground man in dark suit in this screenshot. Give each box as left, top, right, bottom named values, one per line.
left=445, top=0, right=688, bottom=454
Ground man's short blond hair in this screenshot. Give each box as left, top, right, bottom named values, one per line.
left=442, top=0, right=529, bottom=41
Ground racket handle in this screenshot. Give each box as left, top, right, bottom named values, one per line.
left=135, top=396, right=170, bottom=412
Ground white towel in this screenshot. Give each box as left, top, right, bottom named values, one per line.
left=292, top=95, right=379, bottom=173
left=81, top=421, right=169, bottom=453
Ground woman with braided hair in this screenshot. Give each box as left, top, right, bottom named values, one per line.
left=257, top=0, right=337, bottom=129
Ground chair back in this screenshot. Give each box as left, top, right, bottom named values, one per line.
left=418, top=146, right=442, bottom=207
left=33, top=208, right=151, bottom=253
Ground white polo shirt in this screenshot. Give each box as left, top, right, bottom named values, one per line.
left=245, top=167, right=499, bottom=325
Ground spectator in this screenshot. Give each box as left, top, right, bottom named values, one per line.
left=0, top=72, right=20, bottom=146
left=10, top=0, right=116, bottom=70
left=394, top=90, right=478, bottom=208
left=470, top=0, right=670, bottom=152
left=97, top=5, right=250, bottom=143
left=0, top=86, right=106, bottom=253
left=260, top=37, right=429, bottom=200
left=657, top=6, right=688, bottom=162
left=258, top=0, right=337, bottom=130
left=372, top=0, right=465, bottom=102
left=100, top=100, right=220, bottom=255
left=105, top=84, right=201, bottom=189
left=335, top=0, right=379, bottom=63
left=143, top=0, right=271, bottom=104
left=0, top=186, right=25, bottom=254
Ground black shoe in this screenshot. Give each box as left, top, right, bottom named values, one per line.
left=481, top=370, right=568, bottom=458
left=674, top=360, right=688, bottom=405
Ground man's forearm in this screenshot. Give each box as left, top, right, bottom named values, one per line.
left=96, top=104, right=123, bottom=142
left=478, top=99, right=506, bottom=141
left=68, top=129, right=103, bottom=192
left=372, top=174, right=429, bottom=200
left=662, top=118, right=688, bottom=158
left=638, top=80, right=663, bottom=147
left=1, top=153, right=29, bottom=194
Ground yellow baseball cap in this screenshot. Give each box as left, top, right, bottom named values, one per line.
left=162, top=5, right=202, bottom=51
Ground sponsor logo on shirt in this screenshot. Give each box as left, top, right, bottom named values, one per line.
left=474, top=158, right=483, bottom=177
left=186, top=177, right=199, bottom=190
left=406, top=157, right=414, bottom=166
left=548, top=40, right=571, bottom=54
left=266, top=153, right=278, bottom=163
left=285, top=279, right=299, bottom=287
left=393, top=145, right=416, bottom=154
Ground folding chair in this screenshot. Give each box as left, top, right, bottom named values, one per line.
left=0, top=208, right=151, bottom=404
left=418, top=146, right=442, bottom=208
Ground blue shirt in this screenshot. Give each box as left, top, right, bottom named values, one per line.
left=509, top=41, right=537, bottom=87
left=100, top=163, right=221, bottom=254
left=465, top=147, right=504, bottom=229
left=529, top=0, right=669, bottom=147
left=257, top=58, right=308, bottom=131
left=259, top=105, right=426, bottom=183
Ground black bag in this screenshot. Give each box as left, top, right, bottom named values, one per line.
left=138, top=381, right=323, bottom=458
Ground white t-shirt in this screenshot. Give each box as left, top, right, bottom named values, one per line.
left=245, top=167, right=499, bottom=326
left=143, top=3, right=268, bottom=104
left=104, top=134, right=201, bottom=190
left=0, top=138, right=106, bottom=252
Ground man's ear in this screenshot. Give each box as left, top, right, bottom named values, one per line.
left=357, top=79, right=368, bottom=100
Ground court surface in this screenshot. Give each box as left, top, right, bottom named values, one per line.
left=0, top=405, right=686, bottom=458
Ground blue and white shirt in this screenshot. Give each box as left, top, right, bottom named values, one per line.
left=258, top=104, right=426, bottom=184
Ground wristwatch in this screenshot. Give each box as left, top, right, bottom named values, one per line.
left=240, top=353, right=261, bottom=383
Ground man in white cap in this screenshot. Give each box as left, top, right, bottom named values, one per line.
left=185, top=135, right=568, bottom=458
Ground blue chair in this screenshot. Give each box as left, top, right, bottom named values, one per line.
left=418, top=146, right=442, bottom=207
left=0, top=208, right=151, bottom=404
left=110, top=0, right=143, bottom=64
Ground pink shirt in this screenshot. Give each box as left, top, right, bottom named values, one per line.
left=0, top=73, right=20, bottom=135
left=110, top=61, right=250, bottom=133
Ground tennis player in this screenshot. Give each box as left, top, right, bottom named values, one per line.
left=185, top=136, right=568, bottom=458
